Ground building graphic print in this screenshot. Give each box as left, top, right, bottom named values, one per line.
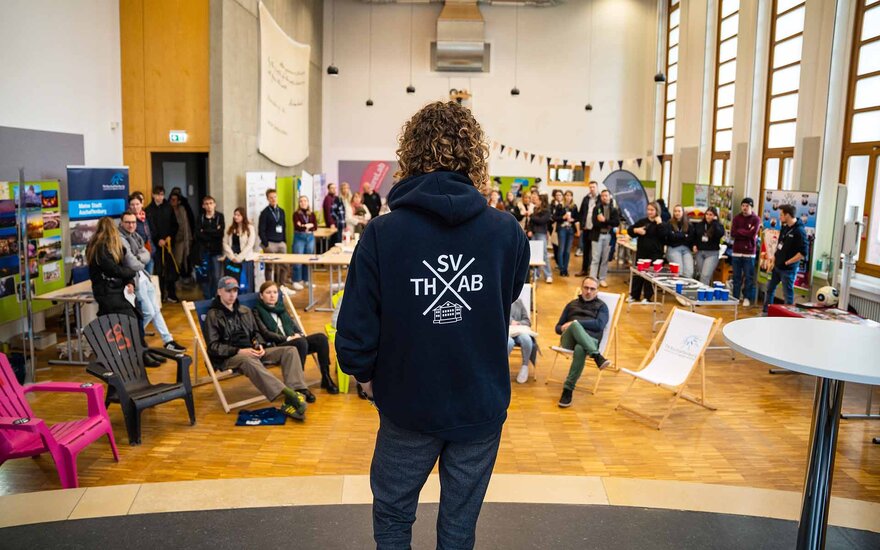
left=433, top=301, right=463, bottom=324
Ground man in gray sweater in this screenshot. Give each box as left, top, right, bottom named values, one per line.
left=119, top=210, right=185, bottom=355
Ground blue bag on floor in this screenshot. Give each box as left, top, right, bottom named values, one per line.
left=235, top=407, right=287, bottom=426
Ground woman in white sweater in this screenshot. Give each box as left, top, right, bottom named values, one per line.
left=222, top=207, right=257, bottom=290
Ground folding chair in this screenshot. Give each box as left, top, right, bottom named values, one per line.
left=615, top=307, right=722, bottom=429
left=182, top=293, right=315, bottom=413
left=545, top=292, right=624, bottom=394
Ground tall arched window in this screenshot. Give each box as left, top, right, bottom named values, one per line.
left=759, top=0, right=805, bottom=199
left=840, top=0, right=880, bottom=276
left=659, top=0, right=679, bottom=202
left=710, top=0, right=740, bottom=186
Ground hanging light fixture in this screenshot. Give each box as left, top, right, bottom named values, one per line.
left=406, top=3, right=416, bottom=94
left=510, top=4, right=520, bottom=96
left=584, top=0, right=593, bottom=111
left=366, top=4, right=374, bottom=106
left=326, top=0, right=339, bottom=75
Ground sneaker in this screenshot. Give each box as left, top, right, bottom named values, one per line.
left=281, top=392, right=307, bottom=419
left=626, top=296, right=636, bottom=303
left=558, top=388, right=573, bottom=408
left=143, top=353, right=162, bottom=368
left=599, top=280, right=608, bottom=288
left=164, top=340, right=186, bottom=353
left=516, top=365, right=529, bottom=384
left=575, top=249, right=583, bottom=257
left=165, top=296, right=179, bottom=304
left=296, top=388, right=317, bottom=403
left=545, top=276, right=553, bottom=284
left=743, top=298, right=750, bottom=307
left=292, top=281, right=305, bottom=291
left=593, top=353, right=612, bottom=370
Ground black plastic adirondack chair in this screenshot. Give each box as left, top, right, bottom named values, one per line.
left=84, top=314, right=195, bottom=445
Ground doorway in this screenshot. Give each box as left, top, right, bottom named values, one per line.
left=150, top=152, right=209, bottom=218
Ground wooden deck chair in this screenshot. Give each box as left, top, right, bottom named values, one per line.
left=509, top=284, right=540, bottom=381
left=182, top=293, right=282, bottom=413
left=545, top=292, right=625, bottom=394
left=615, top=307, right=722, bottom=430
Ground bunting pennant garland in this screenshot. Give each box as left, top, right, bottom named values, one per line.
left=515, top=149, right=521, bottom=159
left=580, top=161, right=587, bottom=172
left=617, top=160, right=624, bottom=169
left=636, top=158, right=643, bottom=168
left=486, top=138, right=649, bottom=173
left=539, top=155, right=544, bottom=165
left=598, top=161, right=605, bottom=171
left=546, top=157, right=552, bottom=167
left=500, top=144, right=506, bottom=154
left=530, top=153, right=536, bottom=163
left=657, top=155, right=663, bottom=163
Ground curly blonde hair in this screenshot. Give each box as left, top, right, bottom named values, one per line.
left=395, top=101, right=490, bottom=194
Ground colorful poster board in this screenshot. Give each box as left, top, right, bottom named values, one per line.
left=492, top=176, right=538, bottom=197
left=681, top=183, right=734, bottom=240
left=67, top=166, right=130, bottom=267
left=0, top=180, right=66, bottom=324
left=339, top=160, right=398, bottom=197
left=758, top=189, right=818, bottom=291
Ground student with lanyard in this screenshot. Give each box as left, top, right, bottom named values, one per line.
left=258, top=188, right=289, bottom=287
left=292, top=195, right=317, bottom=291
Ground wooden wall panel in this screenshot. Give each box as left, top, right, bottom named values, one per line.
left=123, top=146, right=149, bottom=199
left=142, top=0, right=210, bottom=149
left=120, top=0, right=146, bottom=148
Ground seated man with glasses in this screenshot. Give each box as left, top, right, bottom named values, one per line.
left=555, top=276, right=611, bottom=408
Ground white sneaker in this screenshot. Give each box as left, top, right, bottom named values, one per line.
left=743, top=298, right=750, bottom=307
left=292, top=281, right=305, bottom=291
left=575, top=249, right=583, bottom=257
left=626, top=296, right=636, bottom=303
left=599, top=280, right=608, bottom=288
left=545, top=276, right=553, bottom=284
left=516, top=365, right=529, bottom=384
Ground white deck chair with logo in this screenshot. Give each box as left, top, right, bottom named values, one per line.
left=615, top=307, right=722, bottom=429
left=545, top=291, right=624, bottom=394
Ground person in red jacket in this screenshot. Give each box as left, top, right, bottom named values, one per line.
left=730, top=197, right=760, bottom=306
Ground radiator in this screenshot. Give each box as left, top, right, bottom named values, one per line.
left=850, top=293, right=880, bottom=323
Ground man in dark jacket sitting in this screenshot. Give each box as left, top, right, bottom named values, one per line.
left=204, top=276, right=308, bottom=420
left=555, top=276, right=611, bottom=408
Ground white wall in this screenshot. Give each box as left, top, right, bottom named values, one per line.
left=0, top=0, right=123, bottom=166
left=322, top=0, right=657, bottom=187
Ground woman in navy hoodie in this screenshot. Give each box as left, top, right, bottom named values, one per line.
left=336, top=101, right=531, bottom=550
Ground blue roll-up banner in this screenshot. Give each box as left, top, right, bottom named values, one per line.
left=66, top=166, right=129, bottom=266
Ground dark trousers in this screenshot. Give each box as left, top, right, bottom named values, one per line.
left=287, top=333, right=331, bottom=373
left=371, top=415, right=501, bottom=550
left=763, top=266, right=797, bottom=313
left=580, top=231, right=593, bottom=273
left=631, top=275, right=654, bottom=301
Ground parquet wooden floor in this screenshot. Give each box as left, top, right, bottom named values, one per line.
left=1, top=265, right=878, bottom=502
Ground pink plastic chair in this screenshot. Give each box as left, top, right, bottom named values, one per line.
left=0, top=354, right=119, bottom=488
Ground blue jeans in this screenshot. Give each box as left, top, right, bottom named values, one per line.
left=665, top=245, right=694, bottom=279
left=200, top=252, right=222, bottom=300
left=556, top=227, right=574, bottom=275
left=507, top=334, right=533, bottom=367
left=531, top=233, right=551, bottom=279
left=694, top=250, right=720, bottom=285
left=763, top=266, right=797, bottom=312
left=292, top=232, right=315, bottom=283
left=135, top=275, right=172, bottom=343
left=371, top=414, right=501, bottom=550
left=731, top=255, right=757, bottom=301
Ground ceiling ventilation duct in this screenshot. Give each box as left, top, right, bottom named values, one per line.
left=431, top=1, right=490, bottom=72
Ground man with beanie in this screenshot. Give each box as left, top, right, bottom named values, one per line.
left=336, top=102, right=531, bottom=549
left=730, top=197, right=760, bottom=307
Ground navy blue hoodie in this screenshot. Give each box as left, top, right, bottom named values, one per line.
left=336, top=171, right=531, bottom=442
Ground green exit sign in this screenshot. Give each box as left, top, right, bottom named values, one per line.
left=169, top=130, right=188, bottom=143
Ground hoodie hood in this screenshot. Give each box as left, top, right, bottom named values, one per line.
left=387, top=171, right=486, bottom=226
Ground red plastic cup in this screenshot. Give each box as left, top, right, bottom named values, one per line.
left=669, top=262, right=680, bottom=275
left=653, top=260, right=664, bottom=272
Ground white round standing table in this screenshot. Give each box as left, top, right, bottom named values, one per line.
left=723, top=317, right=880, bottom=550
